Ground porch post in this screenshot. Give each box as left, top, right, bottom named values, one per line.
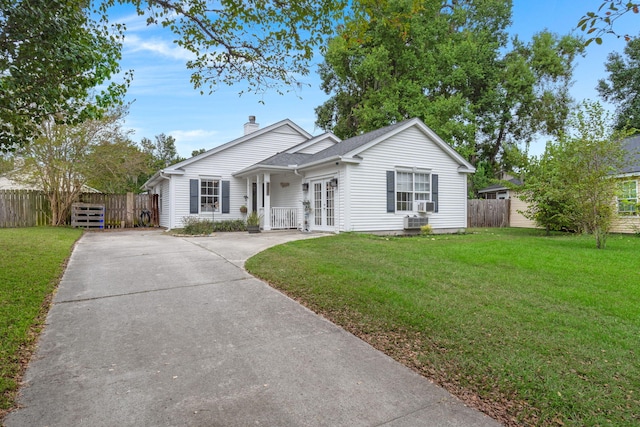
left=257, top=174, right=263, bottom=215
left=246, top=178, right=251, bottom=214
left=263, top=172, right=271, bottom=231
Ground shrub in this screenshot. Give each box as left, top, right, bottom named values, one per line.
left=420, top=224, right=433, bottom=235
left=182, top=217, right=214, bottom=235
left=181, top=217, right=247, bottom=234
left=213, top=219, right=246, bottom=232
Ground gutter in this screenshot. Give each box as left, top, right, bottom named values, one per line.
left=296, top=155, right=362, bottom=171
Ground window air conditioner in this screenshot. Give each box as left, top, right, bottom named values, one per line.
left=416, top=201, right=435, bottom=213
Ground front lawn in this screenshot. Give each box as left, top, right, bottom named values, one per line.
left=246, top=228, right=640, bottom=426
left=0, top=227, right=82, bottom=418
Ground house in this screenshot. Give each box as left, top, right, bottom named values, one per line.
left=476, top=174, right=535, bottom=228
left=142, top=116, right=475, bottom=233
left=476, top=135, right=640, bottom=233
left=612, top=134, right=640, bottom=233
left=477, top=175, right=523, bottom=200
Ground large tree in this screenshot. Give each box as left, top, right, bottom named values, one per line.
left=86, top=136, right=149, bottom=193
left=315, top=0, right=582, bottom=191
left=103, top=0, right=347, bottom=95
left=18, top=110, right=132, bottom=225
left=521, top=101, right=631, bottom=249
left=0, top=0, right=128, bottom=151
left=140, top=133, right=183, bottom=171
left=597, top=35, right=640, bottom=131
left=2, top=0, right=347, bottom=151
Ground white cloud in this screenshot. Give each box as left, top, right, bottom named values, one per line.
left=168, top=129, right=222, bottom=157
left=124, top=34, right=195, bottom=62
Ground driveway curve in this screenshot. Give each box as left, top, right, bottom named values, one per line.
left=5, top=229, right=499, bottom=427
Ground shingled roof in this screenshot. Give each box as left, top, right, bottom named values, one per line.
left=621, top=134, right=640, bottom=174
left=300, top=120, right=410, bottom=165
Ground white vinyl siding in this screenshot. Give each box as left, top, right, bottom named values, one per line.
left=170, top=124, right=308, bottom=228
left=345, top=126, right=468, bottom=232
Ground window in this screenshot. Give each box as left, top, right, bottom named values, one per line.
left=396, top=171, right=430, bottom=211
left=618, top=180, right=638, bottom=215
left=200, top=179, right=219, bottom=213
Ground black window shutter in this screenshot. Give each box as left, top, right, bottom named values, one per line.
left=221, top=180, right=230, bottom=214
left=189, top=179, right=199, bottom=214
left=432, top=174, right=439, bottom=213
left=386, top=171, right=395, bottom=213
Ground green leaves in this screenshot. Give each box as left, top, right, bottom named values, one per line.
left=578, top=1, right=639, bottom=46
left=0, top=0, right=128, bottom=151
left=521, top=101, right=633, bottom=248
left=315, top=0, right=581, bottom=190
left=111, top=0, right=347, bottom=96
left=597, top=36, right=640, bottom=132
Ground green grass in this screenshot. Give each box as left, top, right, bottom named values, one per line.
left=0, top=227, right=82, bottom=416
left=246, top=228, right=640, bottom=426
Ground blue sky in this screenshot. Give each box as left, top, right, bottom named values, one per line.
left=108, top=1, right=638, bottom=158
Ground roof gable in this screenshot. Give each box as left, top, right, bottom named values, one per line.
left=298, top=118, right=475, bottom=172
left=286, top=132, right=340, bottom=155
left=166, top=119, right=312, bottom=171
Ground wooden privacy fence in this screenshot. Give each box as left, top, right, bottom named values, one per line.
left=0, top=190, right=51, bottom=227
left=0, top=190, right=159, bottom=228
left=468, top=199, right=510, bottom=228
left=79, top=193, right=159, bottom=228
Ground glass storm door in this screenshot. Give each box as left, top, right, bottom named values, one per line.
left=311, top=179, right=336, bottom=231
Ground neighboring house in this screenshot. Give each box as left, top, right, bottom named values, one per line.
left=0, top=169, right=100, bottom=193
left=476, top=135, right=640, bottom=233
left=476, top=175, right=535, bottom=228
left=612, top=134, right=640, bottom=234
left=477, top=176, right=523, bottom=200
left=143, top=116, right=475, bottom=233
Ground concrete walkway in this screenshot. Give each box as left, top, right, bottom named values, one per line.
left=5, top=229, right=500, bottom=427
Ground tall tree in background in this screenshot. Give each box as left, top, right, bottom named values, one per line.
left=86, top=136, right=149, bottom=193
left=597, top=35, right=640, bottom=132
left=141, top=133, right=183, bottom=171
left=0, top=0, right=128, bottom=151
left=315, top=0, right=582, bottom=192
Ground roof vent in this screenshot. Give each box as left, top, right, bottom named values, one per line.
left=244, top=116, right=259, bottom=135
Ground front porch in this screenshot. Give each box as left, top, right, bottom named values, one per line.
left=260, top=206, right=306, bottom=231
left=235, top=166, right=337, bottom=233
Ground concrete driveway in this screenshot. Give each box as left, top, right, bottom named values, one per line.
left=5, top=229, right=500, bottom=427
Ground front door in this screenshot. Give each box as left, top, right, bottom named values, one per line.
left=311, top=178, right=336, bottom=231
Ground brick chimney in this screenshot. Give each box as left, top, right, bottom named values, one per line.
left=244, top=115, right=259, bottom=135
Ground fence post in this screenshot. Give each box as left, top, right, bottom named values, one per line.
left=126, top=192, right=134, bottom=227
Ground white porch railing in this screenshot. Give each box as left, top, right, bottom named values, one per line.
left=271, top=207, right=299, bottom=230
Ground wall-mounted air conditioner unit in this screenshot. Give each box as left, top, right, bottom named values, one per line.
left=425, top=201, right=435, bottom=212
left=416, top=201, right=435, bottom=213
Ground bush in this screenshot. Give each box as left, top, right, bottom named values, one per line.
left=181, top=217, right=247, bottom=235
left=213, top=219, right=246, bottom=232
left=420, top=224, right=433, bottom=235
left=182, top=217, right=214, bottom=235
